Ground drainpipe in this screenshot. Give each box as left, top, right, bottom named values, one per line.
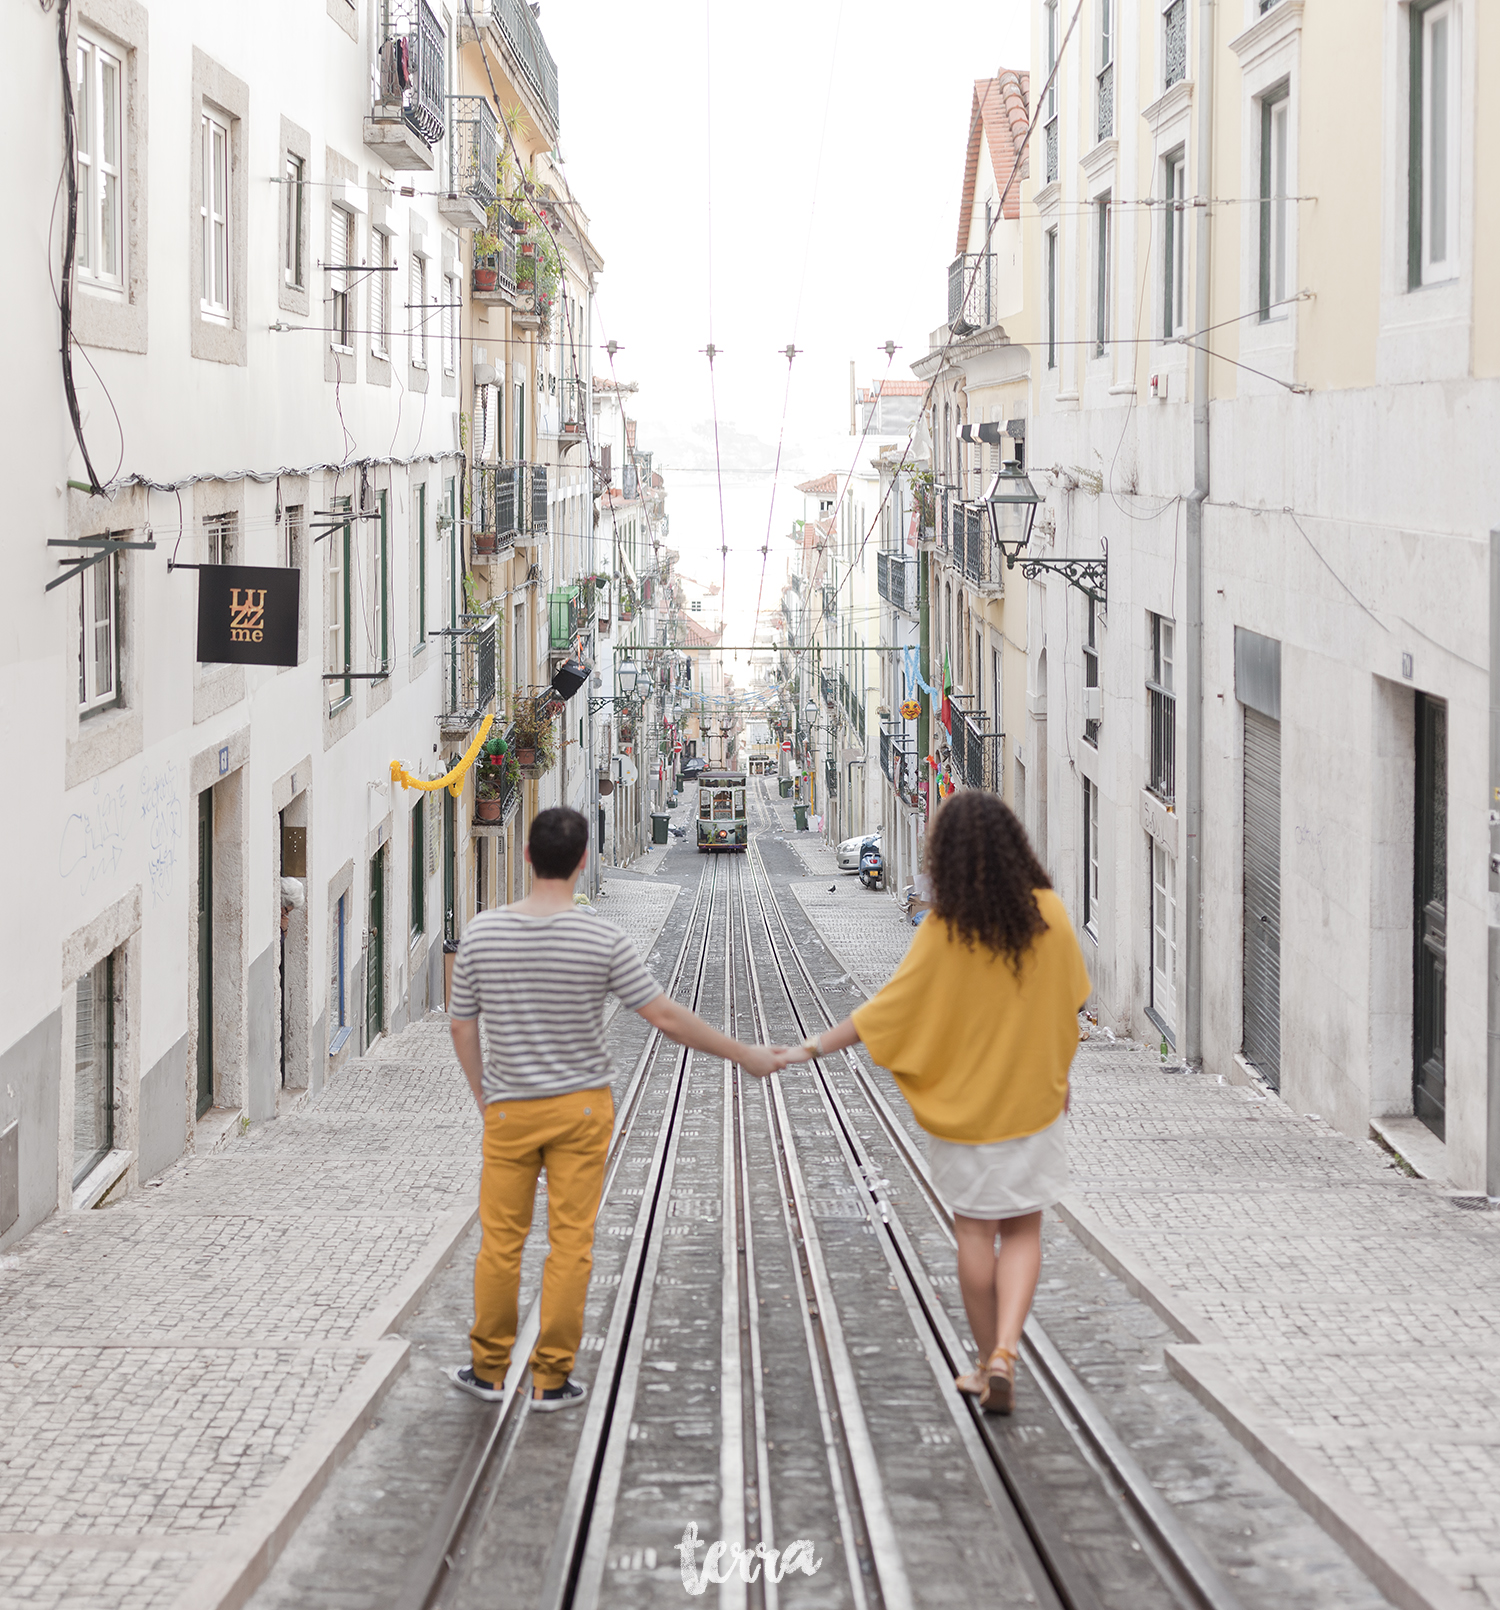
left=1489, top=526, right=1500, bottom=1201
left=1184, top=0, right=1215, bottom=1069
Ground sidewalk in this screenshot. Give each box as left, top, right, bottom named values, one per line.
left=779, top=796, right=1500, bottom=1610
left=0, top=883, right=679, bottom=1610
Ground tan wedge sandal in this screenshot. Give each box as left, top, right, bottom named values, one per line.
left=979, top=1346, right=1018, bottom=1415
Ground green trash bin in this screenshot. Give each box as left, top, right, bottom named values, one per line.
left=651, top=812, right=670, bottom=846
left=792, top=804, right=809, bottom=832
left=779, top=777, right=791, bottom=798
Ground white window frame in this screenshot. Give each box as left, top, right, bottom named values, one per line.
left=443, top=272, right=458, bottom=375
left=370, top=226, right=389, bottom=359
left=79, top=551, right=119, bottom=713
left=75, top=31, right=125, bottom=292
left=201, top=109, right=231, bottom=320
left=330, top=205, right=353, bottom=354
left=1083, top=777, right=1100, bottom=938
left=1045, top=226, right=1059, bottom=367
left=1258, top=87, right=1291, bottom=319
left=409, top=250, right=429, bottom=370
left=1093, top=192, right=1112, bottom=357
left=1164, top=153, right=1187, bottom=337
left=205, top=512, right=236, bottom=566
left=1151, top=839, right=1178, bottom=1028
left=284, top=153, right=305, bottom=290
left=1413, top=0, right=1460, bottom=288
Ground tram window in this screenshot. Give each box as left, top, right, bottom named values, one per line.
left=734, top=791, right=745, bottom=814
left=712, top=790, right=733, bottom=820
left=699, top=791, right=712, bottom=819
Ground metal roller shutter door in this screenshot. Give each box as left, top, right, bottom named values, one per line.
left=1242, top=706, right=1281, bottom=1088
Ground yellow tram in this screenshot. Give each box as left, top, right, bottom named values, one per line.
left=696, top=770, right=748, bottom=853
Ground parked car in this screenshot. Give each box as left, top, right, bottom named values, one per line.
left=837, top=830, right=881, bottom=871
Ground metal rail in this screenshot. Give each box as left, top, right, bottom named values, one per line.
left=744, top=780, right=1247, bottom=1610
left=396, top=858, right=719, bottom=1610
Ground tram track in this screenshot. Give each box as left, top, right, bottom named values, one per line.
left=399, top=798, right=1249, bottom=1610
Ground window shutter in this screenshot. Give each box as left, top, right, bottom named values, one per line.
left=409, top=253, right=422, bottom=359
left=331, top=208, right=348, bottom=294
left=371, top=233, right=384, bottom=352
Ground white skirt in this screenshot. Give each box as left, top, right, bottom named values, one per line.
left=925, top=1111, right=1069, bottom=1220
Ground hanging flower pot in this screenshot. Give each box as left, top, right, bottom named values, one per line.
left=475, top=798, right=502, bottom=823
left=516, top=746, right=536, bottom=767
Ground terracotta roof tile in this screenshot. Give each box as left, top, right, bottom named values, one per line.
left=795, top=473, right=839, bottom=495
left=956, top=70, right=1030, bottom=255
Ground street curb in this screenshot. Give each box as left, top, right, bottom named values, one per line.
left=356, top=1203, right=479, bottom=1343
left=1164, top=1346, right=1473, bottom=1610
left=169, top=1335, right=410, bottom=1610
left=1052, top=1193, right=1226, bottom=1344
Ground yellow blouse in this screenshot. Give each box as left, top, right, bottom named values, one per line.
left=850, top=890, right=1091, bottom=1145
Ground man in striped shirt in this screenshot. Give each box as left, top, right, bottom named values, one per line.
left=446, top=806, right=788, bottom=1410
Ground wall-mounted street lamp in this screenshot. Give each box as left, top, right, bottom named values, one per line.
left=985, top=463, right=1107, bottom=604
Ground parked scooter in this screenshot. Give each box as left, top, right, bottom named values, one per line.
left=858, top=843, right=885, bottom=891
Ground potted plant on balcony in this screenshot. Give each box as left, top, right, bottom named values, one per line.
left=511, top=694, right=558, bottom=777
left=472, top=229, right=502, bottom=292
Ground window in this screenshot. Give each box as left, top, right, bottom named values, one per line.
left=1164, top=154, right=1187, bottom=336
left=1094, top=194, right=1112, bottom=355
left=1044, top=0, right=1059, bottom=184
left=370, top=229, right=388, bottom=358
left=205, top=512, right=236, bottom=565
left=514, top=378, right=526, bottom=459
left=443, top=274, right=458, bottom=374
left=75, top=33, right=124, bottom=289
left=201, top=110, right=230, bottom=318
left=411, top=797, right=425, bottom=937
left=1083, top=596, right=1100, bottom=745
left=331, top=893, right=347, bottom=1030
left=1150, top=840, right=1178, bottom=1031
left=1046, top=228, right=1059, bottom=368
left=78, top=551, right=118, bottom=713
left=284, top=154, right=305, bottom=289
left=1258, top=88, right=1290, bottom=319
left=330, top=207, right=352, bottom=352
left=1097, top=0, right=1114, bottom=143
left=1410, top=0, right=1460, bottom=288
left=74, top=954, right=115, bottom=1187
left=378, top=490, right=390, bottom=670
left=1083, top=778, right=1100, bottom=936
left=1148, top=613, right=1176, bottom=802
left=327, top=498, right=351, bottom=707
left=409, top=251, right=428, bottom=368
left=416, top=483, right=427, bottom=647
left=1163, top=0, right=1187, bottom=90
left=284, top=504, right=303, bottom=568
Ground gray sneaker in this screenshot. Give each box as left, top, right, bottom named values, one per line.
left=443, top=1365, right=504, bottom=1403
left=531, top=1378, right=587, bottom=1413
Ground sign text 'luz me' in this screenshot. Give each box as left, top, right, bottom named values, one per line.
left=195, top=565, right=299, bottom=667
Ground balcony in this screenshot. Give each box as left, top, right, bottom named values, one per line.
left=470, top=463, right=548, bottom=558
left=950, top=702, right=1003, bottom=793
left=953, top=503, right=1004, bottom=593
left=472, top=234, right=517, bottom=305
left=948, top=251, right=996, bottom=334
left=366, top=0, right=446, bottom=171
left=475, top=723, right=520, bottom=829
left=441, top=97, right=499, bottom=230
left=877, top=551, right=917, bottom=614
left=437, top=616, right=497, bottom=737
left=1148, top=684, right=1176, bottom=804
left=880, top=726, right=918, bottom=807
left=549, top=581, right=596, bottom=653
left=459, top=0, right=560, bottom=138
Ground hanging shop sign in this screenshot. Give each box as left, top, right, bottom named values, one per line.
left=196, top=565, right=299, bottom=666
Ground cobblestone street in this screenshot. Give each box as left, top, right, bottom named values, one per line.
left=773, top=793, right=1500, bottom=1610
left=0, top=882, right=678, bottom=1610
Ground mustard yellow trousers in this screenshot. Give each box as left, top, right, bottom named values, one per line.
left=470, top=1086, right=613, bottom=1391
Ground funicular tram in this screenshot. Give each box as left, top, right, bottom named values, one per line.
left=696, top=770, right=748, bottom=852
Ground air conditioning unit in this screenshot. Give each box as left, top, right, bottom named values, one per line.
left=1084, top=687, right=1103, bottom=722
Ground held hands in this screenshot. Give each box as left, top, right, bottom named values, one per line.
left=738, top=1044, right=799, bottom=1080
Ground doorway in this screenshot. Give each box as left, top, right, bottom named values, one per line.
left=1413, top=693, right=1447, bottom=1138
left=1242, top=707, right=1282, bottom=1089
left=196, top=790, right=214, bottom=1116
left=366, top=850, right=385, bottom=1046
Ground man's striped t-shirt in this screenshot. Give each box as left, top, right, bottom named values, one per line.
left=449, top=909, right=662, bottom=1103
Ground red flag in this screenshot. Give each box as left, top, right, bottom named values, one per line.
left=939, top=654, right=952, bottom=735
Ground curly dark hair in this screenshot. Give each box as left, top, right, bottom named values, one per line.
left=926, top=791, right=1051, bottom=968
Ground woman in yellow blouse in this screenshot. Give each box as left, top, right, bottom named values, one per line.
left=786, top=791, right=1090, bottom=1414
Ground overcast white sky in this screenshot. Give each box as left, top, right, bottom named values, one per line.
left=544, top=0, right=1030, bottom=647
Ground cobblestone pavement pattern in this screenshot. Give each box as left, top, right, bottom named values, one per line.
left=779, top=795, right=1500, bottom=1609
left=0, top=880, right=679, bottom=1610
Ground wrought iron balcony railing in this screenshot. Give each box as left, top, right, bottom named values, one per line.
left=948, top=251, right=995, bottom=332
left=438, top=615, right=497, bottom=732
left=949, top=503, right=1004, bottom=592
left=376, top=0, right=446, bottom=148
left=950, top=701, right=1003, bottom=793
left=880, top=725, right=918, bottom=807
left=877, top=551, right=917, bottom=613
left=470, top=462, right=548, bottom=555
left=447, top=96, right=498, bottom=211
left=464, top=0, right=560, bottom=134
left=1096, top=60, right=1114, bottom=145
